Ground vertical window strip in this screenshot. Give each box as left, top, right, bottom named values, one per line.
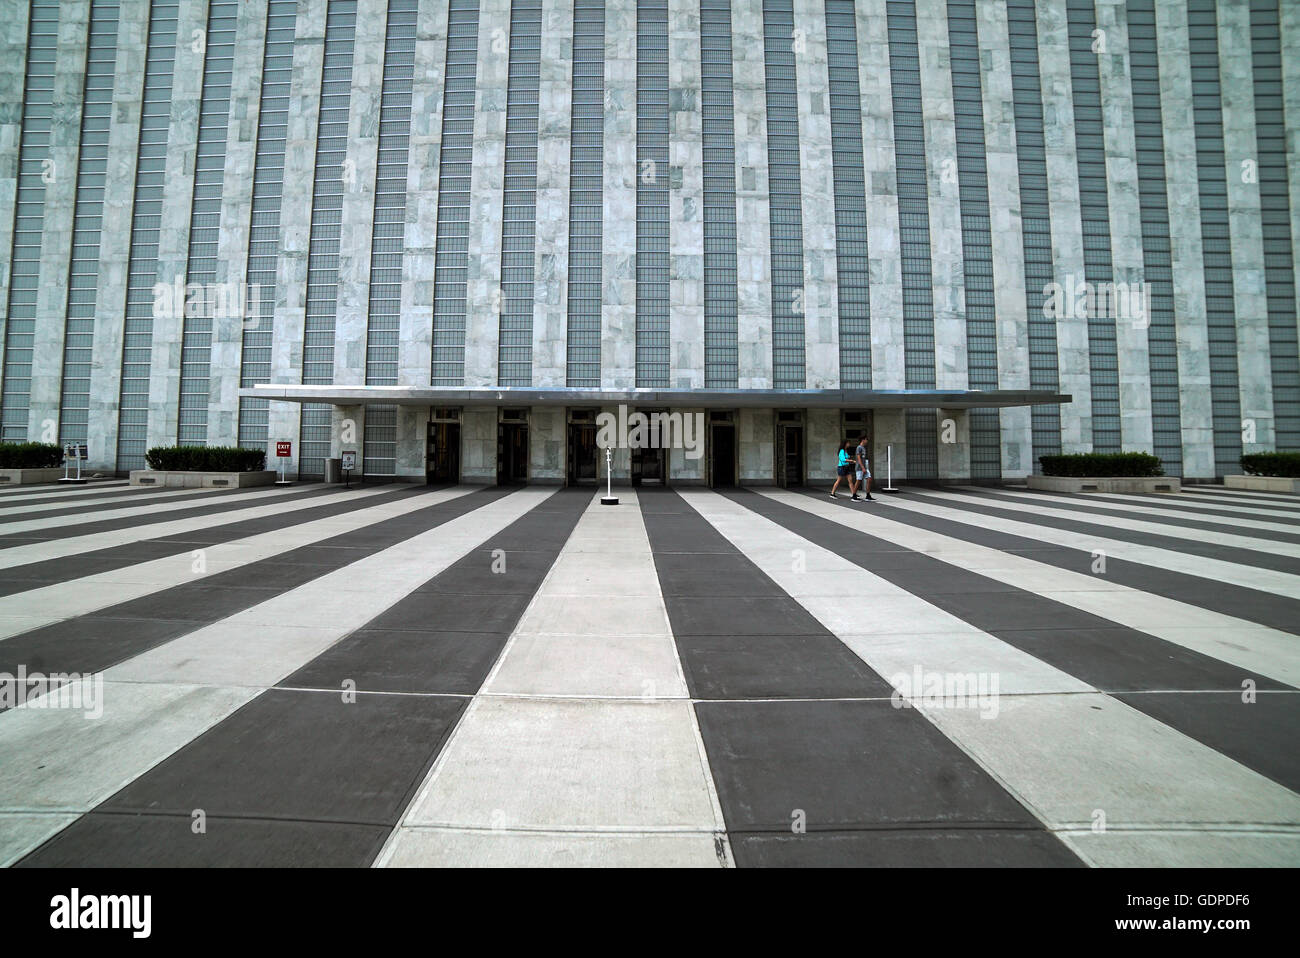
left=1126, top=0, right=1183, bottom=474
left=1065, top=0, right=1120, bottom=452
left=947, top=0, right=999, bottom=478
left=363, top=0, right=418, bottom=477
left=824, top=0, right=871, bottom=389
left=564, top=0, right=604, bottom=387
left=886, top=0, right=937, bottom=478
left=0, top=0, right=61, bottom=440
left=1005, top=0, right=1061, bottom=469
left=1249, top=0, right=1300, bottom=451
left=116, top=1, right=181, bottom=471
left=177, top=0, right=239, bottom=446
left=298, top=0, right=358, bottom=479
left=498, top=0, right=542, bottom=386
left=636, top=0, right=670, bottom=387
left=58, top=0, right=118, bottom=447
left=700, top=0, right=739, bottom=388
left=430, top=0, right=481, bottom=386
left=1188, top=0, right=1243, bottom=475
left=762, top=0, right=806, bottom=390
left=237, top=0, right=298, bottom=450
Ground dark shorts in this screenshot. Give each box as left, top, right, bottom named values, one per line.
left=837, top=464, right=851, bottom=477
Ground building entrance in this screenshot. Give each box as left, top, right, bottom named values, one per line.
left=710, top=420, right=737, bottom=487
left=776, top=418, right=804, bottom=487
left=426, top=421, right=460, bottom=484
left=567, top=422, right=598, bottom=485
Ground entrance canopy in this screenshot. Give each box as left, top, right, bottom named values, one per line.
left=243, top=385, right=1071, bottom=409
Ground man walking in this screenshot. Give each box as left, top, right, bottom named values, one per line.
left=851, top=434, right=875, bottom=502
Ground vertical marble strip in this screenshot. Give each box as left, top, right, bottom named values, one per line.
left=206, top=0, right=269, bottom=447
left=265, top=0, right=328, bottom=466
left=1153, top=0, right=1213, bottom=477
left=0, top=0, right=32, bottom=407
left=669, top=0, right=704, bottom=389
left=1035, top=0, right=1092, bottom=452
left=26, top=0, right=90, bottom=438
left=332, top=0, right=388, bottom=390
left=532, top=0, right=573, bottom=389
left=791, top=0, right=838, bottom=389
left=144, top=0, right=210, bottom=450
left=976, top=0, right=1032, bottom=478
left=85, top=0, right=149, bottom=467
left=1093, top=0, right=1153, bottom=452
left=601, top=0, right=636, bottom=388
left=396, top=0, right=448, bottom=394
left=855, top=0, right=903, bottom=394
left=732, top=0, right=772, bottom=390
left=915, top=0, right=966, bottom=390
left=328, top=0, right=388, bottom=468
left=463, top=0, right=508, bottom=388
left=915, top=0, right=967, bottom=480
left=1216, top=0, right=1273, bottom=453
left=1282, top=0, right=1300, bottom=342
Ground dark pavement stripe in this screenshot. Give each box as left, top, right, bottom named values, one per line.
left=1183, top=488, right=1300, bottom=510
left=0, top=487, right=245, bottom=525
left=0, top=485, right=343, bottom=548
left=902, top=489, right=1300, bottom=576
left=953, top=488, right=1300, bottom=544
left=0, top=485, right=177, bottom=511
left=815, top=490, right=1300, bottom=635
left=733, top=489, right=1300, bottom=794
left=17, top=489, right=591, bottom=868
left=637, top=487, right=1080, bottom=868
left=0, top=484, right=426, bottom=597
left=1040, top=490, right=1300, bottom=527
left=0, top=487, right=505, bottom=690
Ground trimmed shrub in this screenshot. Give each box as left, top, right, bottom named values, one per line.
left=145, top=445, right=266, bottom=472
left=1240, top=452, right=1300, bottom=479
left=0, top=442, right=62, bottom=469
left=1038, top=452, right=1165, bottom=478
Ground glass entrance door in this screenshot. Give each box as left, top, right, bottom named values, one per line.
left=426, top=421, right=460, bottom=484
left=567, top=422, right=598, bottom=485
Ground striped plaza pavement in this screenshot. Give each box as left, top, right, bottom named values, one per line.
left=0, top=482, right=1296, bottom=867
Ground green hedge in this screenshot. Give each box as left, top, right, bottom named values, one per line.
left=0, top=442, right=62, bottom=469
left=1240, top=452, right=1300, bottom=479
left=1039, top=452, right=1165, bottom=478
left=145, top=445, right=266, bottom=472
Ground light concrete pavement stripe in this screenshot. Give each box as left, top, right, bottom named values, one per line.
left=759, top=489, right=1299, bottom=685
left=0, top=484, right=236, bottom=519
left=0, top=486, right=476, bottom=641
left=964, top=486, right=1300, bottom=536
left=1185, top=487, right=1300, bottom=508
left=682, top=490, right=1300, bottom=867
left=0, top=489, right=557, bottom=865
left=380, top=490, right=730, bottom=868
left=682, top=491, right=1091, bottom=696
left=0, top=483, right=310, bottom=537
left=0, top=682, right=259, bottom=866
left=0, top=482, right=130, bottom=499
left=104, top=488, right=560, bottom=689
left=0, top=485, right=390, bottom=573
left=1069, top=490, right=1300, bottom=522
left=917, top=487, right=1300, bottom=559
left=867, top=489, right=1300, bottom=599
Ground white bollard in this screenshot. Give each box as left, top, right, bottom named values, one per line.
left=882, top=443, right=899, bottom=493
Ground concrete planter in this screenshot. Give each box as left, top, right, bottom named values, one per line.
left=1028, top=475, right=1180, bottom=494
left=130, top=470, right=276, bottom=489
left=1225, top=474, right=1300, bottom=494
left=0, top=467, right=66, bottom=485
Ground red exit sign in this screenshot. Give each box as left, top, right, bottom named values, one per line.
left=276, top=441, right=292, bottom=458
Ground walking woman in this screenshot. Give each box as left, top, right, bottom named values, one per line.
left=829, top=441, right=854, bottom=499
